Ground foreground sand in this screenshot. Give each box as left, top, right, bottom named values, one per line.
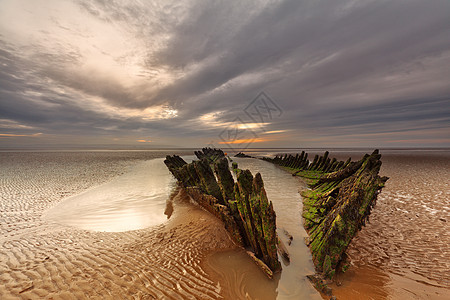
left=0, top=152, right=238, bottom=299
left=0, top=151, right=315, bottom=300
left=1, top=150, right=449, bottom=299
left=1, top=189, right=237, bottom=299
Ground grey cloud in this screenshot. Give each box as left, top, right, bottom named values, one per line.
left=145, top=0, right=450, bottom=115
left=1, top=0, right=449, bottom=147
left=0, top=43, right=161, bottom=136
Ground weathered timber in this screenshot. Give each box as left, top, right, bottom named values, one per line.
left=194, top=147, right=225, bottom=162
left=194, top=159, right=224, bottom=204
left=164, top=148, right=282, bottom=277
left=263, top=150, right=388, bottom=279
left=214, top=157, right=235, bottom=201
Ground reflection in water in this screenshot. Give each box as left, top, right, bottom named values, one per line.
left=44, top=158, right=176, bottom=232
left=164, top=198, right=174, bottom=218
left=207, top=157, right=322, bottom=299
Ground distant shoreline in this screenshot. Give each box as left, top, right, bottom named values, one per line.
left=1, top=146, right=449, bottom=152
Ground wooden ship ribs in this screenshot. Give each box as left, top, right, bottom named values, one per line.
left=164, top=148, right=282, bottom=277
left=263, top=150, right=388, bottom=279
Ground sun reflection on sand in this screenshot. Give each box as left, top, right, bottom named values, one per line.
left=44, top=158, right=176, bottom=232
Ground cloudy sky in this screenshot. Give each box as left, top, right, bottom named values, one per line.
left=0, top=0, right=449, bottom=149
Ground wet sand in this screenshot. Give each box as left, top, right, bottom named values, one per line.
left=0, top=151, right=237, bottom=299
left=44, top=158, right=177, bottom=232
left=248, top=149, right=450, bottom=299
left=1, top=149, right=449, bottom=299
left=334, top=150, right=450, bottom=300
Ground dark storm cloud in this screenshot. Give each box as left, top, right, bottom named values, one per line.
left=0, top=0, right=449, bottom=147
left=130, top=0, right=450, bottom=141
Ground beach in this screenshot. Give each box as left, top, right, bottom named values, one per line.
left=333, top=150, right=450, bottom=299
left=0, top=149, right=449, bottom=299
left=0, top=151, right=237, bottom=299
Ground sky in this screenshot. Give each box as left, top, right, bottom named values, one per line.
left=0, top=0, right=449, bottom=149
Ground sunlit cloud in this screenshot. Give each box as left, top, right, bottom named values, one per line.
left=237, top=123, right=268, bottom=130
left=218, top=137, right=273, bottom=144
left=137, top=139, right=152, bottom=143
left=0, top=133, right=42, bottom=138
left=264, top=130, right=288, bottom=134
left=198, top=111, right=227, bottom=127
left=197, top=111, right=268, bottom=130
left=75, top=94, right=179, bottom=121
left=0, top=119, right=36, bottom=130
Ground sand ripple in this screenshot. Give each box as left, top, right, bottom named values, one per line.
left=347, top=153, right=450, bottom=284
left=0, top=151, right=235, bottom=299
left=337, top=151, right=450, bottom=299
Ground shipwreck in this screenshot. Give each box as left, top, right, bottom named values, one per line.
left=263, top=150, right=388, bottom=290
left=164, top=148, right=284, bottom=278
left=164, top=147, right=387, bottom=294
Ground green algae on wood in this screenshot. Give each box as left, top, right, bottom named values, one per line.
left=263, top=150, right=388, bottom=280
left=164, top=148, right=282, bottom=277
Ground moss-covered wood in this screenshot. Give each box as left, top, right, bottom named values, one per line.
left=263, top=150, right=388, bottom=279
left=164, top=148, right=282, bottom=277
left=194, top=147, right=225, bottom=162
